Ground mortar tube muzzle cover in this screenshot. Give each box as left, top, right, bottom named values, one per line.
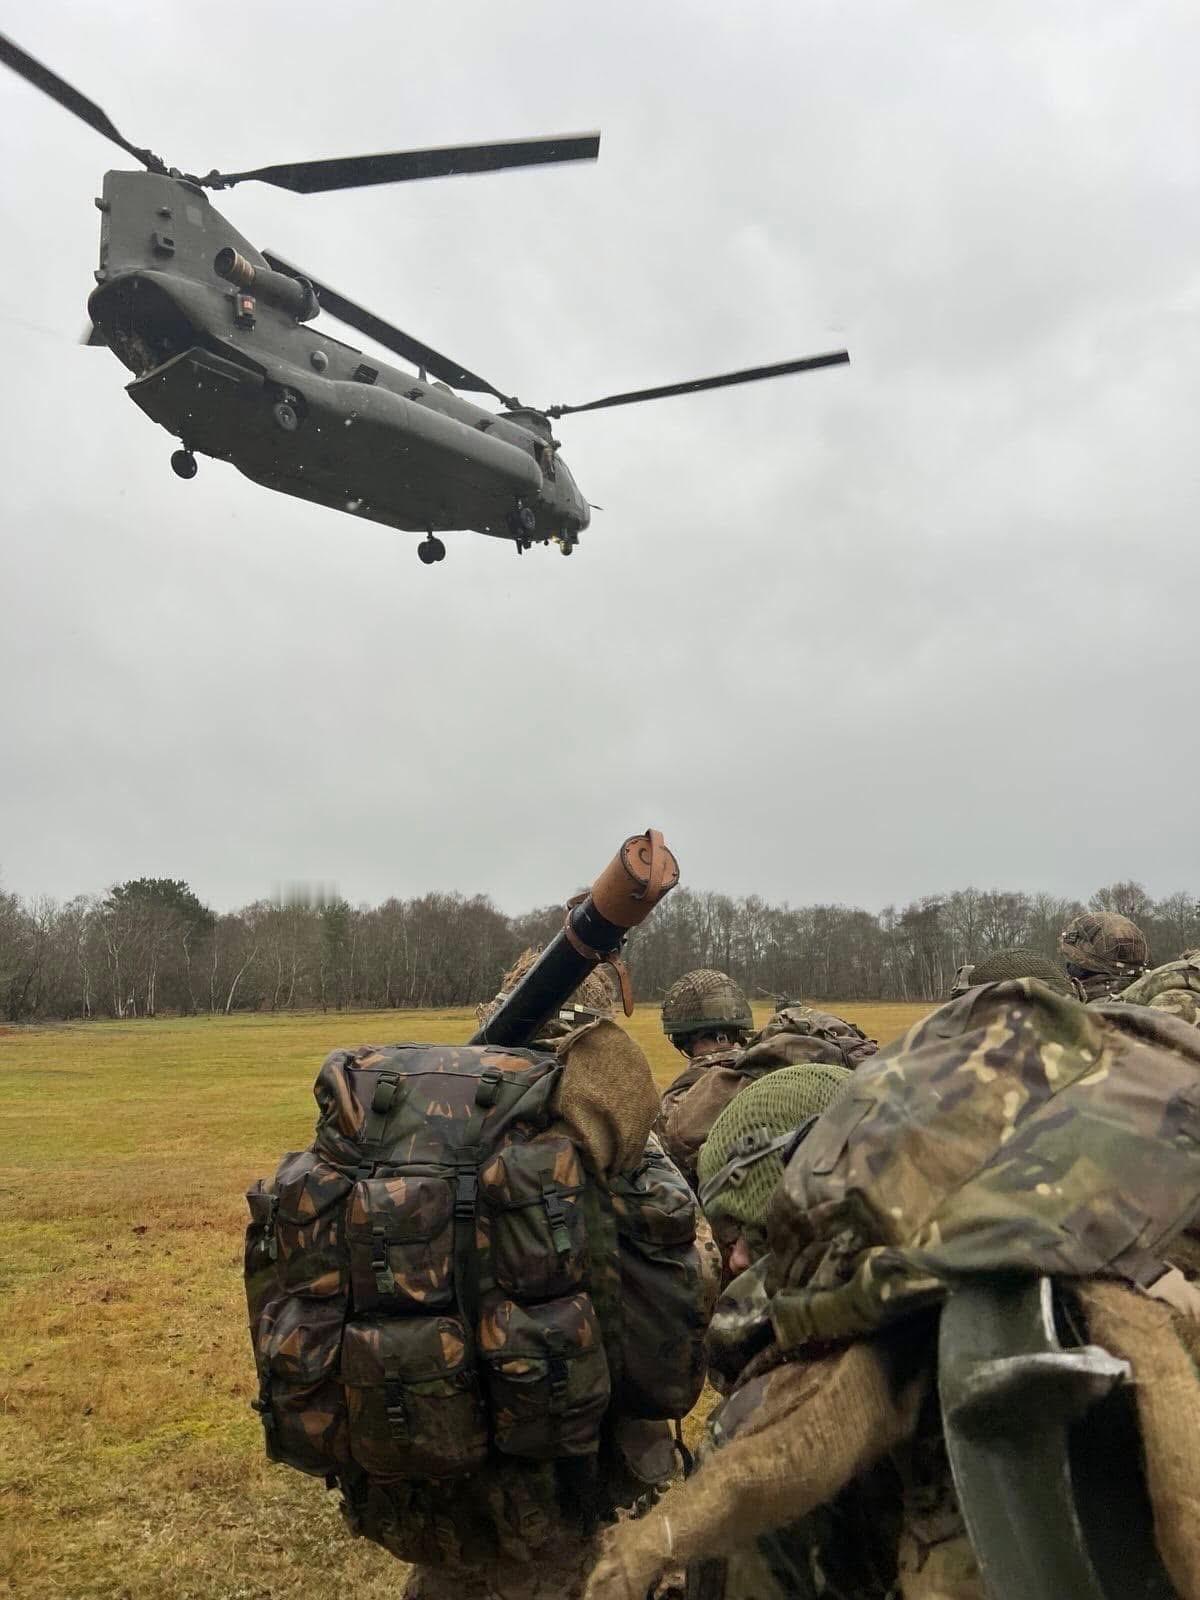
left=466, top=828, right=679, bottom=1049
left=589, top=829, right=680, bottom=929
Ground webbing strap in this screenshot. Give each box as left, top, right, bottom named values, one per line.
left=384, top=1374, right=409, bottom=1440
left=371, top=1223, right=397, bottom=1297
left=697, top=1124, right=805, bottom=1211
left=452, top=1069, right=503, bottom=1333
left=357, top=1069, right=403, bottom=1176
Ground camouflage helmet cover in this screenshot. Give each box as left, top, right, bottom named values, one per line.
left=967, top=947, right=1075, bottom=998
left=697, top=1062, right=853, bottom=1230
left=661, top=968, right=753, bottom=1043
left=1059, top=912, right=1150, bottom=979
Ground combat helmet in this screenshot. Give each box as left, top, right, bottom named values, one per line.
left=697, top=1063, right=852, bottom=1236
left=1059, top=912, right=1150, bottom=980
left=964, top=947, right=1076, bottom=998
left=661, top=968, right=753, bottom=1049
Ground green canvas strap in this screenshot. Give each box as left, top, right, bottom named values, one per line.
left=383, top=1373, right=409, bottom=1441
left=453, top=1067, right=504, bottom=1331
left=370, top=1223, right=397, bottom=1297
left=356, top=1069, right=403, bottom=1177
left=542, top=1184, right=573, bottom=1256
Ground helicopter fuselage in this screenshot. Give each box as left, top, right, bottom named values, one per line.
left=87, top=171, right=589, bottom=549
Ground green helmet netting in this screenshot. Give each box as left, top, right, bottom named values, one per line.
left=697, top=1063, right=853, bottom=1231
left=661, top=968, right=753, bottom=1042
left=969, top=948, right=1075, bottom=997
left=1059, top=912, right=1150, bottom=978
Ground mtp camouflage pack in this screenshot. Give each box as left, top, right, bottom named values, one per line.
left=759, top=980, right=1200, bottom=1351
left=244, top=1040, right=708, bottom=1562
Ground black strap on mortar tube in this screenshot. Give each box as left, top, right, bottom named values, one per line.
left=467, top=897, right=626, bottom=1049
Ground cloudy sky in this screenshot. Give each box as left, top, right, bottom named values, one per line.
left=1, top=0, right=1198, bottom=914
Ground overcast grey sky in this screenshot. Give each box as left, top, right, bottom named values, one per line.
left=1, top=0, right=1197, bottom=914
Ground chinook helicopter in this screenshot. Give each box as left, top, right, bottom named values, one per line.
left=1, top=35, right=849, bottom=565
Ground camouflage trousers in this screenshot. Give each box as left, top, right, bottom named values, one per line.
left=401, top=1539, right=602, bottom=1600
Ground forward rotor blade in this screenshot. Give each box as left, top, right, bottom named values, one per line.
left=216, top=132, right=600, bottom=194
left=0, top=32, right=162, bottom=170
left=548, top=350, right=850, bottom=417
left=263, top=251, right=513, bottom=403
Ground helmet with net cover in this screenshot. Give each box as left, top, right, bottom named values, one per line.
left=966, top=947, right=1075, bottom=998
left=1059, top=912, right=1150, bottom=979
left=661, top=968, right=753, bottom=1046
left=474, top=947, right=618, bottom=1032
left=697, top=1063, right=853, bottom=1233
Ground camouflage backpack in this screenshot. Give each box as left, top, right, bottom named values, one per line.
left=244, top=1042, right=707, bottom=1553
left=1116, top=953, right=1200, bottom=1029
left=760, top=981, right=1200, bottom=1352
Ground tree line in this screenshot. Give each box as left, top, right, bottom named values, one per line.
left=0, top=874, right=1196, bottom=1023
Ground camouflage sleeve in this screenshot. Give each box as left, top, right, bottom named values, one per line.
left=656, top=1062, right=706, bottom=1139
left=662, top=1068, right=751, bottom=1181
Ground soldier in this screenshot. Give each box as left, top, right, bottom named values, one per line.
left=584, top=978, right=1200, bottom=1600
left=658, top=971, right=874, bottom=1184
left=949, top=946, right=1075, bottom=999
left=244, top=973, right=711, bottom=1600
left=1113, top=949, right=1200, bottom=1029
left=1059, top=910, right=1150, bottom=1000
left=695, top=1062, right=853, bottom=1282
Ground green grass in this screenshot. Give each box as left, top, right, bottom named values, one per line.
left=0, top=1002, right=927, bottom=1598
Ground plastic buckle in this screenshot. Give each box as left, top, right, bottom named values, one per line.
left=251, top=1378, right=276, bottom=1436
left=455, top=1168, right=478, bottom=1219
left=542, top=1186, right=573, bottom=1256
left=475, top=1068, right=503, bottom=1109
left=371, top=1226, right=396, bottom=1296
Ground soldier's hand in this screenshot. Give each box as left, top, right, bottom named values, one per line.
left=584, top=1515, right=670, bottom=1600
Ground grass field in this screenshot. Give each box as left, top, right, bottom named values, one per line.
left=0, top=1001, right=927, bottom=1599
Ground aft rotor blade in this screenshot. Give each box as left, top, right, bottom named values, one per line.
left=216, top=131, right=600, bottom=194
left=0, top=33, right=163, bottom=171
left=548, top=350, right=850, bottom=417
left=263, top=251, right=514, bottom=402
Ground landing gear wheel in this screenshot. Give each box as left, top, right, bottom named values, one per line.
left=418, top=535, right=446, bottom=565
left=508, top=504, right=538, bottom=539
left=171, top=449, right=197, bottom=480
left=272, top=400, right=299, bottom=433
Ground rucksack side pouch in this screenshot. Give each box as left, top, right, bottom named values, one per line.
left=609, top=1148, right=706, bottom=1418
left=610, top=1152, right=698, bottom=1248
left=341, top=1314, right=487, bottom=1480
left=617, top=1237, right=708, bottom=1419
left=480, top=1292, right=610, bottom=1459
left=274, top=1150, right=353, bottom=1299
left=479, top=1134, right=588, bottom=1300
left=245, top=1179, right=280, bottom=1348
left=346, top=1173, right=455, bottom=1313
left=254, top=1295, right=349, bottom=1477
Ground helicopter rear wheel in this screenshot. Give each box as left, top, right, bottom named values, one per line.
left=171, top=449, right=198, bottom=480
left=418, top=535, right=446, bottom=565
left=508, top=503, right=538, bottom=539
left=272, top=400, right=300, bottom=433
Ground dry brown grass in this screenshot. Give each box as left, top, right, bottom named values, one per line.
left=0, top=1000, right=928, bottom=1598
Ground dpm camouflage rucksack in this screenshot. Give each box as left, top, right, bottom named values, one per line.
left=760, top=981, right=1200, bottom=1352
left=244, top=1040, right=708, bottom=1561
